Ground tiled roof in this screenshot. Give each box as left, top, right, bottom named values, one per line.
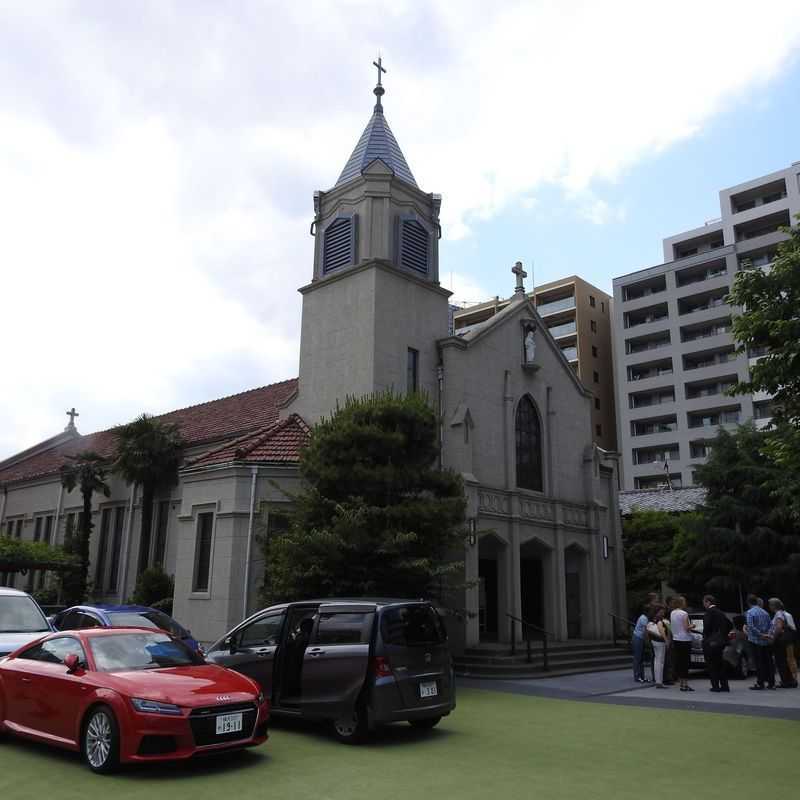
left=336, top=107, right=417, bottom=188
left=619, top=486, right=707, bottom=516
left=0, top=379, right=298, bottom=485
left=186, top=414, right=311, bottom=469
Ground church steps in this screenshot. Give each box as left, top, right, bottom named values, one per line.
left=454, top=641, right=631, bottom=678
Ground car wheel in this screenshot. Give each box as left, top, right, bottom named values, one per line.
left=409, top=716, right=441, bottom=730
left=331, top=707, right=367, bottom=744
left=82, top=706, right=120, bottom=773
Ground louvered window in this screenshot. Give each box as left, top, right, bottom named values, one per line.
left=323, top=215, right=355, bottom=274
left=399, top=219, right=429, bottom=274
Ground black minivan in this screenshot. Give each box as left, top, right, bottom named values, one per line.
left=206, top=599, right=455, bottom=742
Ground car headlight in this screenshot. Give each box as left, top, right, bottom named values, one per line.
left=131, top=698, right=183, bottom=715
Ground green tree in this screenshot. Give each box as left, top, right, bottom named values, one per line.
left=112, top=415, right=185, bottom=577
left=670, top=424, right=800, bottom=609
left=59, top=451, right=110, bottom=604
left=622, top=509, right=693, bottom=615
left=728, top=214, right=800, bottom=424
left=262, top=393, right=467, bottom=604
left=132, top=565, right=175, bottom=610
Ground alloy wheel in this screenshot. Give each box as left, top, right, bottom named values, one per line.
left=85, top=711, right=113, bottom=768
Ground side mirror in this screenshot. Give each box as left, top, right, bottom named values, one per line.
left=64, top=654, right=82, bottom=674
left=224, top=635, right=237, bottom=655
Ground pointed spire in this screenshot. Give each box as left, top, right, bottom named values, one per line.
left=334, top=56, right=418, bottom=189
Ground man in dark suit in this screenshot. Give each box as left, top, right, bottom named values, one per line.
left=703, top=594, right=733, bottom=692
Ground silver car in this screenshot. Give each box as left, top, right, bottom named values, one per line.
left=206, top=599, right=455, bottom=743
left=0, top=587, right=52, bottom=658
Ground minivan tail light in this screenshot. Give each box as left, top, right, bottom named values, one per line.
left=372, top=656, right=393, bottom=679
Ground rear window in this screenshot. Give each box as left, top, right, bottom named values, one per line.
left=313, top=612, right=372, bottom=645
left=380, top=605, right=446, bottom=647
left=108, top=611, right=185, bottom=638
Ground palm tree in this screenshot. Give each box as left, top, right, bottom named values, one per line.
left=60, top=451, right=111, bottom=604
left=112, top=415, right=185, bottom=577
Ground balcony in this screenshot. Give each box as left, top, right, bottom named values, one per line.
left=676, top=262, right=728, bottom=288
left=635, top=474, right=683, bottom=490
left=561, top=345, right=578, bottom=361
left=678, top=288, right=728, bottom=316
left=734, top=209, right=790, bottom=243
left=626, top=331, right=671, bottom=355
left=680, top=317, right=732, bottom=343
left=683, top=346, right=737, bottom=371
left=629, top=388, right=675, bottom=409
left=672, top=232, right=724, bottom=261
left=624, top=302, right=669, bottom=329
left=687, top=407, right=740, bottom=429
left=622, top=275, right=667, bottom=303
left=685, top=375, right=738, bottom=400
left=632, top=445, right=680, bottom=466
left=548, top=320, right=577, bottom=339
left=537, top=295, right=576, bottom=316
left=631, top=415, right=678, bottom=437
left=628, top=358, right=673, bottom=382
left=690, top=441, right=713, bottom=459
left=730, top=179, right=787, bottom=215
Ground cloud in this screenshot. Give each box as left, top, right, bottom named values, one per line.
left=1, top=0, right=799, bottom=456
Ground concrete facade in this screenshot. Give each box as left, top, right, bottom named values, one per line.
left=453, top=276, right=617, bottom=451
left=612, top=162, right=800, bottom=490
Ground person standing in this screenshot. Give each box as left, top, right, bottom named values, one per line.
left=647, top=606, right=669, bottom=689
left=745, top=594, right=774, bottom=690
left=670, top=596, right=695, bottom=692
left=767, top=598, right=797, bottom=689
left=702, top=594, right=732, bottom=692
left=784, top=606, right=798, bottom=684
left=632, top=606, right=649, bottom=683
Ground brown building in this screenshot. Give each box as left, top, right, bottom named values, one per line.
left=453, top=275, right=617, bottom=451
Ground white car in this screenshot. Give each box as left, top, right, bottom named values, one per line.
left=0, top=587, right=52, bottom=658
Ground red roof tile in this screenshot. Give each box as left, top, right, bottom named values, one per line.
left=0, top=379, right=299, bottom=485
left=186, top=414, right=311, bottom=469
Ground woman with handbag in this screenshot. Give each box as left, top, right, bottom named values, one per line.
left=647, top=606, right=669, bottom=688
left=669, top=596, right=696, bottom=692
left=767, top=598, right=798, bottom=689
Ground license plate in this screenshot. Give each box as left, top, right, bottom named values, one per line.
left=690, top=654, right=704, bottom=664
left=216, top=712, right=243, bottom=735
left=419, top=681, right=438, bottom=699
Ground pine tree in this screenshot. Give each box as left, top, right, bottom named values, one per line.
left=262, top=392, right=467, bottom=603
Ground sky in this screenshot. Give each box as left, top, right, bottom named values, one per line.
left=2, top=0, right=800, bottom=459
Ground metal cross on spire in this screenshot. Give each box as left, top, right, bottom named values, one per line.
left=65, top=407, right=79, bottom=431
left=372, top=54, right=387, bottom=110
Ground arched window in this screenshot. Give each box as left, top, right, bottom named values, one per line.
left=516, top=395, right=543, bottom=492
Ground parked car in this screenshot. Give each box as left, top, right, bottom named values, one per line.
left=688, top=612, right=752, bottom=679
left=0, top=587, right=52, bottom=658
left=206, top=598, right=455, bottom=743
left=51, top=604, right=201, bottom=653
left=0, top=627, right=269, bottom=772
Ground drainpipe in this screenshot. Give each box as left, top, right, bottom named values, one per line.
left=118, top=484, right=136, bottom=601
left=52, top=484, right=64, bottom=545
left=242, top=466, right=259, bottom=619
left=0, top=486, right=6, bottom=531
left=436, top=364, right=444, bottom=469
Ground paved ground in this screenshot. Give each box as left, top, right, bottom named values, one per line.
left=458, top=668, right=800, bottom=721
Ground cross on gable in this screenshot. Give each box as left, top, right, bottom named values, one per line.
left=512, top=261, right=528, bottom=294
left=65, top=407, right=79, bottom=431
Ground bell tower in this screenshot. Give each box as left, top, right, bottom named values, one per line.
left=288, top=60, right=451, bottom=424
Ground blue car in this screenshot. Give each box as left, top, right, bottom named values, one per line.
left=51, top=604, right=201, bottom=653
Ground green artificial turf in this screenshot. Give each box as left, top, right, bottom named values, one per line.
left=0, top=689, right=795, bottom=800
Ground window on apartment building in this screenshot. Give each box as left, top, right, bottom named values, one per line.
left=595, top=424, right=602, bottom=437
left=592, top=345, right=598, bottom=358
left=593, top=371, right=599, bottom=384
left=590, top=320, right=597, bottom=333
left=595, top=398, right=601, bottom=410
left=589, top=295, right=596, bottom=307
left=193, top=512, right=214, bottom=593
left=407, top=348, right=419, bottom=394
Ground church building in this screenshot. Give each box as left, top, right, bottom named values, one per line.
left=0, top=67, right=626, bottom=649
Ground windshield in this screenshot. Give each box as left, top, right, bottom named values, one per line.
left=381, top=605, right=446, bottom=646
left=0, top=595, right=50, bottom=634
left=89, top=632, right=204, bottom=672
left=107, top=611, right=186, bottom=638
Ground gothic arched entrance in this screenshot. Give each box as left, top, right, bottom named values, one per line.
left=478, top=534, right=507, bottom=641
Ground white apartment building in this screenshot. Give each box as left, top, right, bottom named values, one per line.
left=612, top=162, right=800, bottom=490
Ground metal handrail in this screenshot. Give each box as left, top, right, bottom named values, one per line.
left=505, top=613, right=551, bottom=670
left=608, top=612, right=636, bottom=647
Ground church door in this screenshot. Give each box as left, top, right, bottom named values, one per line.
left=520, top=557, right=544, bottom=634
left=565, top=571, right=581, bottom=639
left=478, top=558, right=498, bottom=640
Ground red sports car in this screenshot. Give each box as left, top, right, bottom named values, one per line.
left=0, top=627, right=269, bottom=773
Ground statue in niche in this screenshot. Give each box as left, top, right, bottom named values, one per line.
left=524, top=328, right=536, bottom=363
